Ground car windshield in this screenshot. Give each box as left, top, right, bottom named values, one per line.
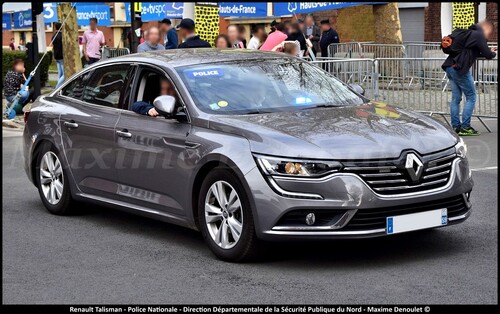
left=176, top=59, right=365, bottom=115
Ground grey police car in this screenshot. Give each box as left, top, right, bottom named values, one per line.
left=23, top=49, right=473, bottom=261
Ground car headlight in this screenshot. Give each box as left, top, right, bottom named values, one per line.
left=255, top=155, right=343, bottom=177
left=455, top=138, right=467, bottom=158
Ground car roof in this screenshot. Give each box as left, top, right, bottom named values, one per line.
left=104, top=48, right=299, bottom=68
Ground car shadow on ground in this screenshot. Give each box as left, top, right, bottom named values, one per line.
left=27, top=199, right=466, bottom=267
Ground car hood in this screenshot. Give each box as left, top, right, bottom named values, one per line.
left=208, top=102, right=458, bottom=159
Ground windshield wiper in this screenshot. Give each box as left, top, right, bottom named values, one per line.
left=244, top=109, right=273, bottom=115
left=302, top=104, right=343, bottom=109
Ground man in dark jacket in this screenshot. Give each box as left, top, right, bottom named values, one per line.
left=287, top=22, right=307, bottom=54
left=176, top=18, right=211, bottom=48
left=52, top=22, right=64, bottom=88
left=159, top=18, right=178, bottom=49
left=442, top=21, right=497, bottom=136
left=319, top=19, right=339, bottom=57
left=269, top=20, right=277, bottom=34
left=303, top=14, right=320, bottom=54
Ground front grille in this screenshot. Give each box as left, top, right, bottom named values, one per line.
left=342, top=152, right=456, bottom=195
left=343, top=195, right=469, bottom=231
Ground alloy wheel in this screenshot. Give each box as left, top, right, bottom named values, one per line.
left=204, top=181, right=243, bottom=249
left=39, top=151, right=64, bottom=205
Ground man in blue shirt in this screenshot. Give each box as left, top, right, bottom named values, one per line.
left=160, top=18, right=178, bottom=49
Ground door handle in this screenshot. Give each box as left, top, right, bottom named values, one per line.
left=184, top=141, right=200, bottom=149
left=116, top=130, right=132, bottom=138
left=64, top=121, right=79, bottom=129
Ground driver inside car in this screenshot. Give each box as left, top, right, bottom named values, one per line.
left=132, top=78, right=178, bottom=117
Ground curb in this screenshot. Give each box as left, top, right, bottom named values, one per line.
left=2, top=118, right=24, bottom=130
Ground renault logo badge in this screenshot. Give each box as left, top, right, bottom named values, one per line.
left=405, top=153, right=423, bottom=181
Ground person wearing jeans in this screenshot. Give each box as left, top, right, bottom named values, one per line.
left=52, top=22, right=65, bottom=89
left=441, top=21, right=496, bottom=136
left=445, top=67, right=476, bottom=133
left=5, top=90, right=30, bottom=114
left=55, top=59, right=64, bottom=88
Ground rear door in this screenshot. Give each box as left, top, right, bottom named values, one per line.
left=114, top=65, right=192, bottom=215
left=59, top=63, right=135, bottom=200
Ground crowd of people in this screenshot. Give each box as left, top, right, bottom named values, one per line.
left=133, top=13, right=340, bottom=58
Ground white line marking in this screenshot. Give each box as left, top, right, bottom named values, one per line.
left=471, top=166, right=498, bottom=172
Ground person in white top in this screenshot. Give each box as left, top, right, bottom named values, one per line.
left=247, top=25, right=265, bottom=50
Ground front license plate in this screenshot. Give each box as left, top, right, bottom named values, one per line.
left=387, top=209, right=447, bottom=235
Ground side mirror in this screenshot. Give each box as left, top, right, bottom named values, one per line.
left=153, top=95, right=176, bottom=117
left=348, top=83, right=365, bottom=96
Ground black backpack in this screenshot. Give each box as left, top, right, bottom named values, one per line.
left=441, top=29, right=472, bottom=56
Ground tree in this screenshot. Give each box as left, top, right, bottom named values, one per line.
left=58, top=3, right=81, bottom=79
left=373, top=3, right=403, bottom=45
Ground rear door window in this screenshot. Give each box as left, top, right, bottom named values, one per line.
left=61, top=71, right=92, bottom=101
left=81, top=64, right=132, bottom=108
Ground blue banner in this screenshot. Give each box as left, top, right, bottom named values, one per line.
left=2, top=13, right=12, bottom=30
left=219, top=2, right=268, bottom=17
left=125, top=3, right=132, bottom=22
left=43, top=3, right=59, bottom=24
left=76, top=4, right=111, bottom=26
left=141, top=2, right=184, bottom=21
left=273, top=2, right=386, bottom=16
left=13, top=10, right=32, bottom=29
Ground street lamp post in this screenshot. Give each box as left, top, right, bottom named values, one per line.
left=31, top=2, right=43, bottom=98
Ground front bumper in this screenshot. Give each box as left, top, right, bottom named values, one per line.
left=244, top=157, right=473, bottom=241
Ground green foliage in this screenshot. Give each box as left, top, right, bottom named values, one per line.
left=2, top=50, right=53, bottom=88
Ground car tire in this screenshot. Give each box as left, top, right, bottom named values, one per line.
left=35, top=142, right=75, bottom=215
left=198, top=167, right=260, bottom=262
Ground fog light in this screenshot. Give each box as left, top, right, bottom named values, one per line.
left=305, top=213, right=315, bottom=225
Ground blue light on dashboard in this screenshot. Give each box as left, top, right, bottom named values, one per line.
left=295, top=97, right=312, bottom=104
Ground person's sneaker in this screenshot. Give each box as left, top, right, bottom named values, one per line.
left=458, top=127, right=480, bottom=136
left=454, top=127, right=462, bottom=134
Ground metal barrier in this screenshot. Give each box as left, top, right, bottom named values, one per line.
left=360, top=43, right=406, bottom=59
left=101, top=47, right=130, bottom=60
left=473, top=58, right=498, bottom=121
left=327, top=42, right=367, bottom=58
left=310, top=57, right=498, bottom=127
left=404, top=42, right=444, bottom=59
left=328, top=42, right=406, bottom=59
left=330, top=41, right=499, bottom=60
left=311, top=58, right=379, bottom=101
left=319, top=40, right=498, bottom=124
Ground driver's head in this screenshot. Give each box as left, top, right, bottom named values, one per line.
left=160, top=79, right=176, bottom=97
